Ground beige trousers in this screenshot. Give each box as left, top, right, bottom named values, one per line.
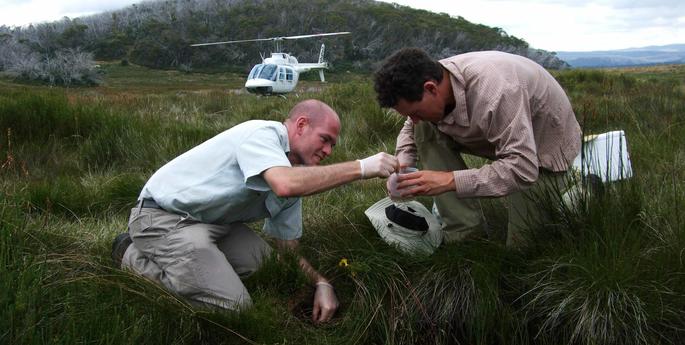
left=122, top=207, right=272, bottom=310
left=414, top=122, right=568, bottom=247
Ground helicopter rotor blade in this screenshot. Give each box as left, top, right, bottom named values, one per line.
left=190, top=37, right=273, bottom=47
left=280, top=32, right=351, bottom=40
left=190, top=32, right=351, bottom=47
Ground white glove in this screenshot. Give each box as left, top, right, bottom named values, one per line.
left=358, top=152, right=398, bottom=179
left=312, top=282, right=338, bottom=323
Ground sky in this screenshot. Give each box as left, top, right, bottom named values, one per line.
left=0, top=0, right=683, bottom=52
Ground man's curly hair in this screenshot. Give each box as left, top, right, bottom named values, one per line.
left=373, top=48, right=444, bottom=108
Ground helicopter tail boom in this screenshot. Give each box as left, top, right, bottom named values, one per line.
left=295, top=43, right=329, bottom=76
left=294, top=63, right=328, bottom=72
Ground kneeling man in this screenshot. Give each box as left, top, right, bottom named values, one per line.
left=112, top=99, right=398, bottom=323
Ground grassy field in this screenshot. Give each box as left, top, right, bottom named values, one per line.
left=1, top=63, right=684, bottom=345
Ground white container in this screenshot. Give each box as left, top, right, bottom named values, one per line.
left=388, top=167, right=418, bottom=201
left=572, top=130, right=633, bottom=183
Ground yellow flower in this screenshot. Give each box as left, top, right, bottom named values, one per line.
left=338, top=258, right=349, bottom=267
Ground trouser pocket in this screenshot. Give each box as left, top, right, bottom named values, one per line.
left=128, top=208, right=179, bottom=257
left=128, top=208, right=152, bottom=234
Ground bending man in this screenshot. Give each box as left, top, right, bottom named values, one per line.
left=374, top=48, right=581, bottom=247
left=112, top=99, right=398, bottom=323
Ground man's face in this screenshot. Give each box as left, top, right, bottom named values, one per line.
left=291, top=116, right=340, bottom=166
left=393, top=83, right=446, bottom=124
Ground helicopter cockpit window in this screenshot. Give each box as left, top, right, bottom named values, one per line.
left=248, top=64, right=263, bottom=80
left=258, top=64, right=278, bottom=81
left=248, top=64, right=278, bottom=81
left=286, top=68, right=294, bottom=81
left=278, top=67, right=285, bottom=81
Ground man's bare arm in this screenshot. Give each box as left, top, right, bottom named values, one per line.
left=276, top=239, right=338, bottom=323
left=263, top=153, right=399, bottom=197
left=264, top=161, right=361, bottom=197
left=276, top=239, right=329, bottom=283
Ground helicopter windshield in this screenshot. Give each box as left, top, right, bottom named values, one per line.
left=247, top=64, right=278, bottom=81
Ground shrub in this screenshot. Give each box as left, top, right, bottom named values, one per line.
left=6, top=48, right=102, bottom=86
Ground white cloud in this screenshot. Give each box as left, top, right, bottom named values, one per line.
left=377, top=0, right=684, bottom=51
left=0, top=0, right=139, bottom=27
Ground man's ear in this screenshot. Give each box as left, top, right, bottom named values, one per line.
left=423, top=80, right=439, bottom=96
left=295, top=116, right=309, bottom=134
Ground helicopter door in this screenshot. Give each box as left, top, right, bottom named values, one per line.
left=285, top=68, right=294, bottom=83
left=277, top=67, right=286, bottom=86
left=270, top=66, right=286, bottom=93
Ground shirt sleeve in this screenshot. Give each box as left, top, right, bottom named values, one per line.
left=395, top=118, right=418, bottom=167
left=453, top=84, right=540, bottom=197
left=263, top=197, right=303, bottom=240
left=236, top=126, right=291, bottom=191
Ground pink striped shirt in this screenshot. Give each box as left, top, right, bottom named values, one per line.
left=395, top=51, right=581, bottom=197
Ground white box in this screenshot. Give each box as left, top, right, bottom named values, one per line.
left=572, top=130, right=633, bottom=183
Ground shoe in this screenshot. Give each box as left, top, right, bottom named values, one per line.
left=111, top=232, right=132, bottom=268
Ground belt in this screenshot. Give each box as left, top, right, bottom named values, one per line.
left=137, top=198, right=162, bottom=209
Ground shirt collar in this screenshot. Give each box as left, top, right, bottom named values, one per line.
left=438, top=59, right=470, bottom=127
left=278, top=122, right=291, bottom=153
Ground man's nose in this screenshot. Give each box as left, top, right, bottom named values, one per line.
left=322, top=143, right=333, bottom=156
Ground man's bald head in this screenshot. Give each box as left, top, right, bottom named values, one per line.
left=286, top=99, right=340, bottom=127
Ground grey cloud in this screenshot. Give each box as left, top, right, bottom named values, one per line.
left=609, top=4, right=685, bottom=30
left=526, top=0, right=685, bottom=30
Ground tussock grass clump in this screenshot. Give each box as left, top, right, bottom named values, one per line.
left=408, top=245, right=517, bottom=345
left=518, top=177, right=685, bottom=345
left=21, top=172, right=146, bottom=218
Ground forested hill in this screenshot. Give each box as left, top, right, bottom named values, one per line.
left=1, top=0, right=568, bottom=75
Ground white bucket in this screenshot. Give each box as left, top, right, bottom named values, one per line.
left=572, top=130, right=633, bottom=183
left=388, top=167, right=419, bottom=202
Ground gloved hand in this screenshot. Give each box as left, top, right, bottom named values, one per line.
left=312, top=282, right=339, bottom=324
left=358, top=152, right=399, bottom=179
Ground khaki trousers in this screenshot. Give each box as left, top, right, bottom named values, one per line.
left=122, top=206, right=272, bottom=310
left=414, top=122, right=568, bottom=248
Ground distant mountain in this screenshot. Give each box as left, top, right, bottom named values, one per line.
left=556, top=44, right=685, bottom=68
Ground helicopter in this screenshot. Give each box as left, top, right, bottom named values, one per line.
left=191, top=32, right=350, bottom=95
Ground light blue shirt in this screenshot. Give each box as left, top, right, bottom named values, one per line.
left=139, top=120, right=302, bottom=240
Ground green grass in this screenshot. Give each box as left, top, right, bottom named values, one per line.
left=1, top=63, right=684, bottom=344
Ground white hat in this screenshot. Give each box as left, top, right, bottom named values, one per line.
left=364, top=197, right=443, bottom=255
